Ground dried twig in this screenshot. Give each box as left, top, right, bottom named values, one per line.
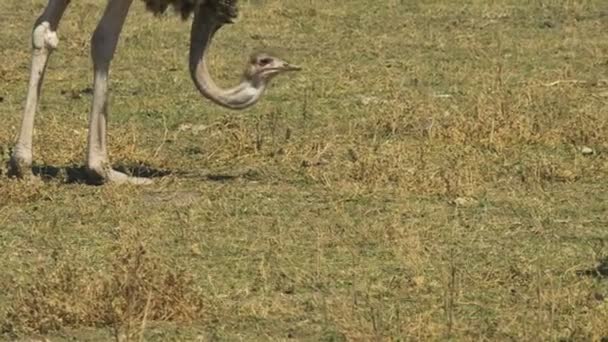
left=542, top=79, right=608, bottom=87
left=153, top=114, right=168, bottom=158
left=542, top=80, right=587, bottom=87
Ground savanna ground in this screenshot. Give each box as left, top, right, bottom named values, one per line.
left=1, top=0, right=607, bottom=340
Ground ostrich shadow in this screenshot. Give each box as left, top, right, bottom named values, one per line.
left=31, top=163, right=172, bottom=185
left=576, top=258, right=608, bottom=279
left=28, top=163, right=261, bottom=185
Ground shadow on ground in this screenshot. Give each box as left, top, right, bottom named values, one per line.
left=5, top=163, right=265, bottom=185
left=31, top=164, right=172, bottom=185
left=576, top=258, right=608, bottom=279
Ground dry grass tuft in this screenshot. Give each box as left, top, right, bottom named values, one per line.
left=2, top=243, right=204, bottom=340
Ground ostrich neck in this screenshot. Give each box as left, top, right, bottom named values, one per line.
left=189, top=12, right=265, bottom=110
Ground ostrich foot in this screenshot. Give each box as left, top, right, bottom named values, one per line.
left=9, top=149, right=35, bottom=179
left=87, top=165, right=153, bottom=185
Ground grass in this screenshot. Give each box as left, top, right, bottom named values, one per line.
left=1, top=0, right=608, bottom=340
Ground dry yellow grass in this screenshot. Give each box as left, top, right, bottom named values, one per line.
left=1, top=0, right=608, bottom=340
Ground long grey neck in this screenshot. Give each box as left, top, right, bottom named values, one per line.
left=189, top=12, right=266, bottom=110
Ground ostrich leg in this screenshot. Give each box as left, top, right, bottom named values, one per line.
left=10, top=0, right=70, bottom=178
left=86, top=0, right=149, bottom=184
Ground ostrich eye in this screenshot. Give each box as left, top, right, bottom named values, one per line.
left=258, top=57, right=273, bottom=66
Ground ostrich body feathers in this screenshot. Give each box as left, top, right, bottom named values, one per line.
left=142, top=0, right=238, bottom=20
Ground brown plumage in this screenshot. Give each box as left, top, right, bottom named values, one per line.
left=142, top=0, right=238, bottom=20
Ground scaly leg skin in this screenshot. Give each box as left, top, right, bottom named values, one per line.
left=10, top=0, right=70, bottom=179
left=86, top=0, right=151, bottom=185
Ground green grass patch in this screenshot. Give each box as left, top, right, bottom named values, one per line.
left=1, top=0, right=608, bottom=340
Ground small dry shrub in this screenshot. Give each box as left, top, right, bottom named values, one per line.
left=2, top=244, right=204, bottom=340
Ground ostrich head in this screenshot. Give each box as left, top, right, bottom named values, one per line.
left=244, top=52, right=301, bottom=85
left=189, top=1, right=300, bottom=110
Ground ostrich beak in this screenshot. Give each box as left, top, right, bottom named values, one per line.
left=266, top=61, right=302, bottom=74
left=281, top=62, right=302, bottom=72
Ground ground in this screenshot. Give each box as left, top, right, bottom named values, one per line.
left=1, top=0, right=608, bottom=340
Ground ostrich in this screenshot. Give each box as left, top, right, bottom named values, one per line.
left=10, top=0, right=300, bottom=184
